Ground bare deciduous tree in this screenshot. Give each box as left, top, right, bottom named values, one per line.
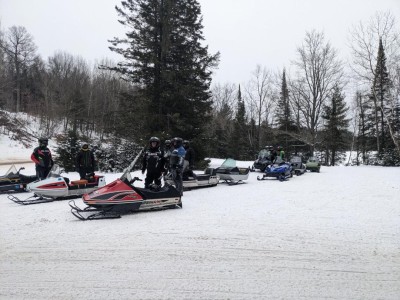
left=245, top=65, right=274, bottom=148
left=349, top=11, right=400, bottom=85
left=349, top=12, right=400, bottom=155
left=0, top=26, right=37, bottom=112
left=291, top=30, right=344, bottom=155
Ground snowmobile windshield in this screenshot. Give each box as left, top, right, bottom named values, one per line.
left=47, top=164, right=62, bottom=178
left=258, top=149, right=270, bottom=159
left=5, top=165, right=18, bottom=176
left=120, top=168, right=132, bottom=182
left=308, top=157, right=318, bottom=163
left=290, top=157, right=302, bottom=163
left=221, top=158, right=237, bottom=168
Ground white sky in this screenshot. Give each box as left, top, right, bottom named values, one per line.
left=1, top=0, right=400, bottom=85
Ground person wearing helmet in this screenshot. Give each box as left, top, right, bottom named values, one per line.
left=269, top=146, right=278, bottom=163
left=141, top=137, right=165, bottom=189
left=277, top=146, right=285, bottom=160
left=76, top=143, right=96, bottom=180
left=31, top=137, right=54, bottom=180
left=163, top=139, right=173, bottom=171
left=169, top=137, right=186, bottom=195
left=182, top=140, right=195, bottom=179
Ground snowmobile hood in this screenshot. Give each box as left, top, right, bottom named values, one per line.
left=83, top=178, right=143, bottom=204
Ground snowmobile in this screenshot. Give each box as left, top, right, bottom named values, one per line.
left=205, top=158, right=250, bottom=185
left=289, top=156, right=307, bottom=175
left=69, top=150, right=182, bottom=220
left=164, top=168, right=219, bottom=191
left=0, top=165, right=37, bottom=193
left=257, top=158, right=294, bottom=181
left=252, top=147, right=273, bottom=172
left=8, top=164, right=106, bottom=205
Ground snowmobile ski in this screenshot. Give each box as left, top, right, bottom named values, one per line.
left=69, top=200, right=121, bottom=220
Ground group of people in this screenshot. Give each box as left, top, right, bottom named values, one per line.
left=141, top=137, right=195, bottom=195
left=30, top=135, right=194, bottom=194
left=31, top=137, right=96, bottom=180
left=264, top=145, right=285, bottom=163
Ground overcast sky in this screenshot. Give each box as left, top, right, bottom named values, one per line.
left=1, top=0, right=399, bottom=85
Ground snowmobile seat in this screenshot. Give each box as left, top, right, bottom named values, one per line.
left=135, top=186, right=181, bottom=199
left=71, top=179, right=88, bottom=185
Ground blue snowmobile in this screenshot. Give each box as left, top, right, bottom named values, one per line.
left=257, top=158, right=294, bottom=181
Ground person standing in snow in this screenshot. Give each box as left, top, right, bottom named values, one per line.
left=169, top=137, right=186, bottom=195
left=141, top=137, right=165, bottom=189
left=76, top=143, right=96, bottom=180
left=163, top=139, right=173, bottom=172
left=182, top=140, right=196, bottom=179
left=31, top=137, right=54, bottom=180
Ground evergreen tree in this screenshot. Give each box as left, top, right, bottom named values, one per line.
left=276, top=69, right=295, bottom=132
left=108, top=0, right=219, bottom=163
left=230, top=85, right=248, bottom=160
left=369, top=38, right=391, bottom=154
left=54, top=131, right=81, bottom=172
left=322, top=85, right=350, bottom=165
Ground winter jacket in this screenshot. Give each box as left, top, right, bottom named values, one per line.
left=142, top=147, right=165, bottom=173
left=184, top=146, right=195, bottom=167
left=169, top=146, right=186, bottom=169
left=76, top=149, right=96, bottom=170
left=31, top=146, right=53, bottom=168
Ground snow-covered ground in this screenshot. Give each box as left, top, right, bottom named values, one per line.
left=1, top=155, right=399, bottom=299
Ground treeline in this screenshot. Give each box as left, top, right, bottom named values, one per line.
left=0, top=2, right=399, bottom=166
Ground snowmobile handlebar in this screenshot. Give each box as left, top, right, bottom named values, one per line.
left=17, top=167, right=25, bottom=173
left=129, top=176, right=143, bottom=184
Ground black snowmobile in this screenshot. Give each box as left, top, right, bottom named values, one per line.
left=289, top=156, right=307, bottom=175
left=252, top=147, right=273, bottom=172
left=0, top=165, right=37, bottom=193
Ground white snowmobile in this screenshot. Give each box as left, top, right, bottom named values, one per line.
left=8, top=164, right=106, bottom=205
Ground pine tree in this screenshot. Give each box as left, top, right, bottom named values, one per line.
left=369, top=38, right=391, bottom=155
left=276, top=69, right=295, bottom=132
left=108, top=0, right=219, bottom=163
left=230, top=85, right=248, bottom=160
left=54, top=131, right=80, bottom=172
left=322, top=85, right=350, bottom=165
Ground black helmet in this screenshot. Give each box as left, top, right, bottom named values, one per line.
left=173, top=137, right=183, bottom=148
left=38, top=137, right=48, bottom=146
left=183, top=140, right=189, bottom=148
left=149, top=136, right=160, bottom=148
left=81, top=143, right=89, bottom=150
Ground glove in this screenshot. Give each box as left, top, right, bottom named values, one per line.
left=141, top=170, right=145, bottom=174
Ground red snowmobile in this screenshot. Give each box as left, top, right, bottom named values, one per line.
left=69, top=149, right=182, bottom=220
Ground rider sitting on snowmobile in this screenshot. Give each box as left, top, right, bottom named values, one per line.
left=169, top=137, right=186, bottom=195
left=271, top=146, right=285, bottom=165
left=76, top=143, right=96, bottom=180
left=182, top=140, right=196, bottom=180
left=141, top=137, right=165, bottom=189
left=31, top=137, right=54, bottom=180
left=277, top=146, right=285, bottom=160
left=268, top=146, right=277, bottom=163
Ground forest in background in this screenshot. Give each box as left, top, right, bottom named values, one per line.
left=0, top=1, right=399, bottom=168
